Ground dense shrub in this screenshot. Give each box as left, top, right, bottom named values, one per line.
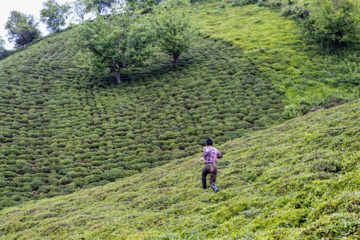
left=30, top=180, right=44, bottom=190
left=310, top=0, right=360, bottom=48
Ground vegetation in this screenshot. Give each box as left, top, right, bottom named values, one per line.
left=242, top=0, right=360, bottom=49
left=0, top=37, right=5, bottom=55
left=72, top=0, right=88, bottom=22
left=153, top=0, right=200, bottom=67
left=74, top=10, right=154, bottom=84
left=1, top=0, right=360, bottom=228
left=310, top=0, right=360, bottom=48
left=0, top=23, right=284, bottom=207
left=5, top=11, right=41, bottom=49
left=191, top=3, right=360, bottom=116
left=85, top=0, right=117, bottom=14
left=1, top=100, right=360, bottom=239
left=40, top=0, right=72, bottom=33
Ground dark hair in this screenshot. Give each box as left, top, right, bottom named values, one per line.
left=206, top=138, right=213, bottom=146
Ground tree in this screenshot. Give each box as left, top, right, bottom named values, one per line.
left=0, top=36, right=9, bottom=60
left=152, top=0, right=199, bottom=67
left=0, top=36, right=7, bottom=60
left=40, top=0, right=71, bottom=33
left=311, top=0, right=360, bottom=48
left=127, top=0, right=162, bottom=13
left=0, top=37, right=5, bottom=55
left=72, top=0, right=88, bottom=22
left=5, top=11, right=41, bottom=49
left=85, top=0, right=117, bottom=14
left=74, top=11, right=154, bottom=83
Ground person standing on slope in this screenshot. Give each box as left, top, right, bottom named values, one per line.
left=200, top=138, right=222, bottom=193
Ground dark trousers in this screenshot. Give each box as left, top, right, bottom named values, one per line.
left=202, top=164, right=217, bottom=185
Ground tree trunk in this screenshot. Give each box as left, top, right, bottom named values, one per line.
left=23, top=43, right=26, bottom=49
left=114, top=71, right=121, bottom=84
left=173, top=55, right=179, bottom=67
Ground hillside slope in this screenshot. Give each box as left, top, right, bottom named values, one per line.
left=0, top=27, right=284, bottom=206
left=1, top=100, right=359, bottom=239
left=192, top=3, right=360, bottom=114
left=1, top=1, right=360, bottom=209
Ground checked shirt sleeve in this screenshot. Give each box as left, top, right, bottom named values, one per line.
left=202, top=147, right=209, bottom=158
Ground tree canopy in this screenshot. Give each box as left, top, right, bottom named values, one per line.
left=0, top=37, right=5, bottom=54
left=152, top=0, right=199, bottom=67
left=85, top=0, right=117, bottom=14
left=127, top=0, right=162, bottom=12
left=72, top=0, right=88, bottom=22
left=74, top=10, right=154, bottom=83
left=5, top=11, right=41, bottom=49
left=40, top=0, right=71, bottom=33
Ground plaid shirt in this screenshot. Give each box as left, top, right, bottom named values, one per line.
left=203, top=146, right=222, bottom=164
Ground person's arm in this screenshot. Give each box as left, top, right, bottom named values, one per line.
left=201, top=148, right=208, bottom=161
left=218, top=151, right=223, bottom=158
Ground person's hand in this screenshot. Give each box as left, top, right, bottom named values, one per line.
left=200, top=157, right=204, bottom=161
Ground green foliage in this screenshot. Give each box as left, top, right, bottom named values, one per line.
left=85, top=0, right=117, bottom=14
left=30, top=180, right=45, bottom=190
left=309, top=0, right=360, bottom=47
left=0, top=37, right=8, bottom=61
left=73, top=11, right=154, bottom=83
left=5, top=11, right=41, bottom=49
left=1, top=0, right=360, bottom=215
left=192, top=3, right=360, bottom=115
left=228, top=0, right=360, bottom=49
left=72, top=0, right=88, bottom=22
left=1, top=100, right=360, bottom=239
left=153, top=0, right=200, bottom=67
left=231, top=0, right=257, bottom=7
left=0, top=36, right=5, bottom=55
left=0, top=20, right=284, bottom=206
left=127, top=0, right=162, bottom=13
left=40, top=0, right=71, bottom=33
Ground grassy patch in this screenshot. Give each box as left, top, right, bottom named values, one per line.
left=191, top=3, right=360, bottom=114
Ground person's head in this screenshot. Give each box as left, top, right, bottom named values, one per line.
left=206, top=138, right=213, bottom=146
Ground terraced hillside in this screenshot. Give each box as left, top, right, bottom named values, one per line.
left=0, top=28, right=285, bottom=206
left=1, top=1, right=360, bottom=209
left=1, top=99, right=359, bottom=239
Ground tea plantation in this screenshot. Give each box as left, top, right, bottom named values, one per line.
left=1, top=99, right=360, bottom=239
left=1, top=0, right=360, bottom=227
left=0, top=25, right=285, bottom=206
